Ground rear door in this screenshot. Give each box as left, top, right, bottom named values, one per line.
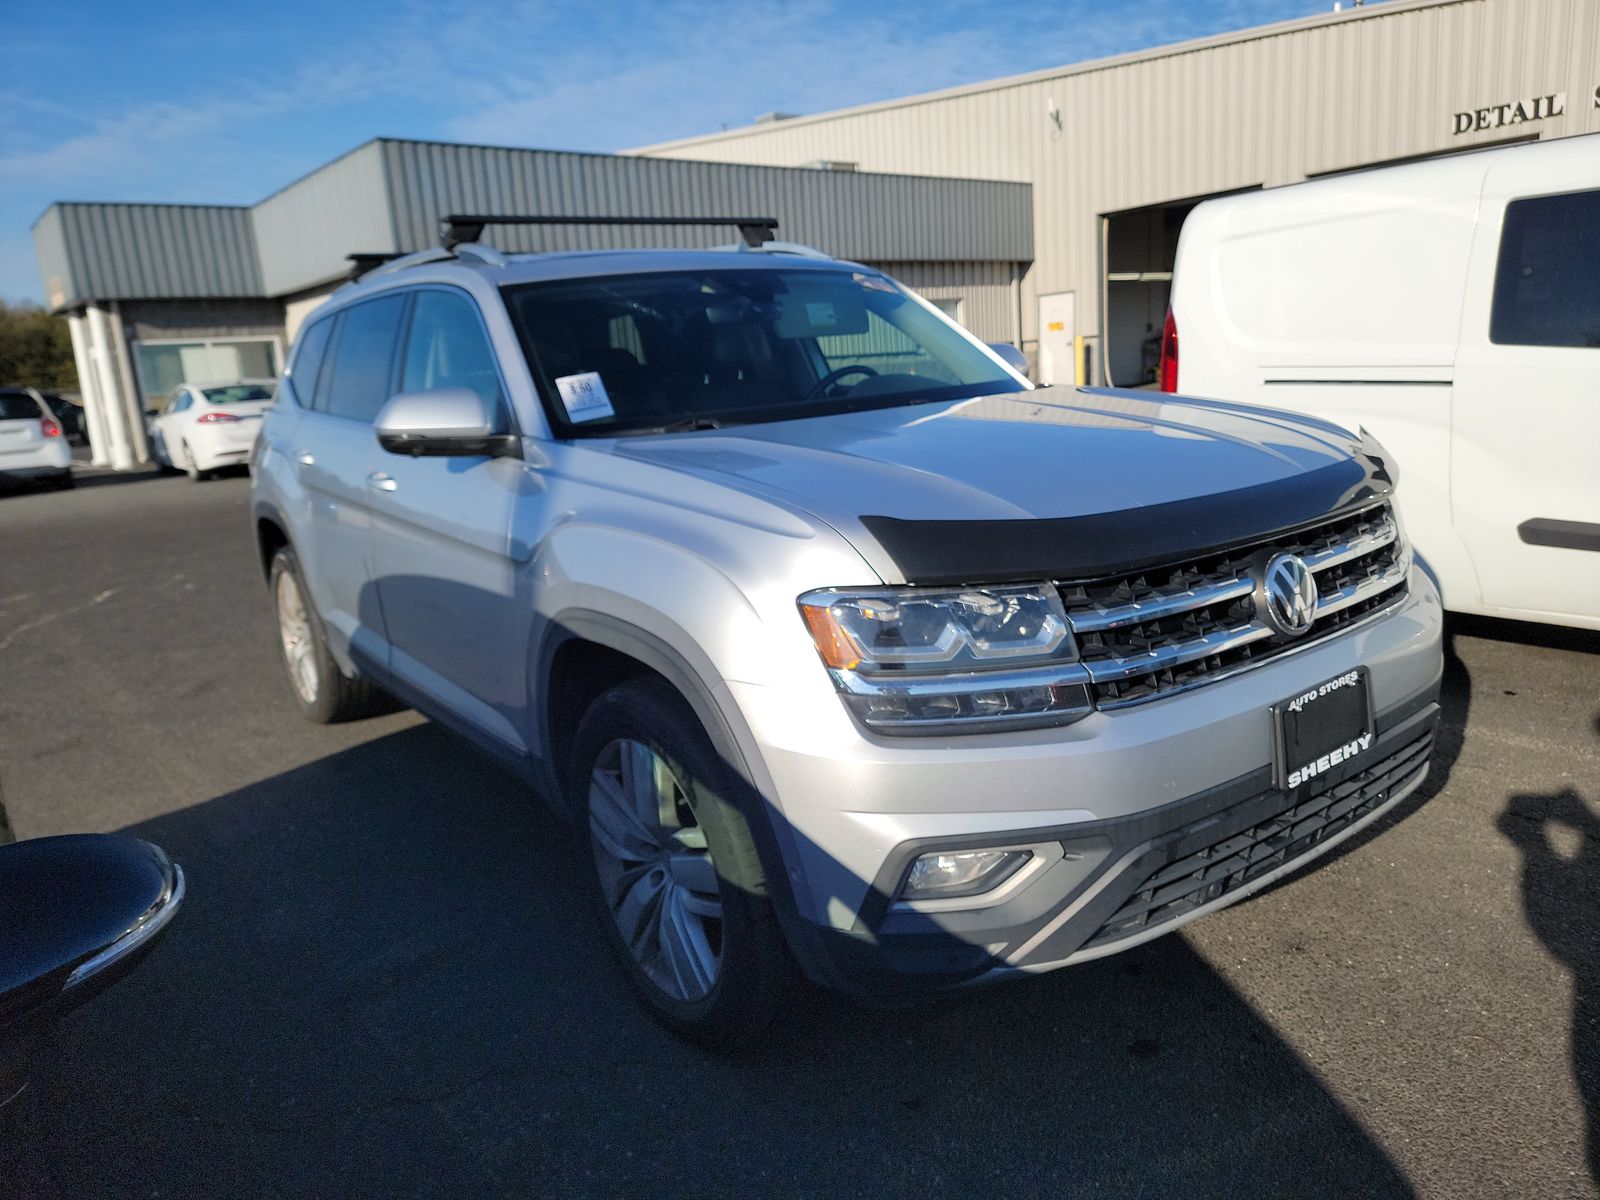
left=294, top=292, right=408, bottom=670
left=1451, top=153, right=1600, bottom=626
left=0, top=391, right=46, bottom=464
left=365, top=286, right=530, bottom=753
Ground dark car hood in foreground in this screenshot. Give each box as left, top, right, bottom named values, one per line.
left=620, top=388, right=1394, bottom=584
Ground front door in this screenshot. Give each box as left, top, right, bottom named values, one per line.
left=1451, top=150, right=1600, bottom=626
left=365, top=287, right=530, bottom=754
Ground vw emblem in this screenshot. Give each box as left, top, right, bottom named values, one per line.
left=1261, top=552, right=1318, bottom=637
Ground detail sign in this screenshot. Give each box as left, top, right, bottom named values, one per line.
left=1452, top=92, right=1565, bottom=135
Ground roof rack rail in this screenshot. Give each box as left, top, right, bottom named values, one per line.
left=346, top=252, right=400, bottom=281
left=439, top=213, right=779, bottom=251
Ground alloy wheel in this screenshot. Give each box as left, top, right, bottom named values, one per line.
left=588, top=738, right=724, bottom=1001
left=275, top=570, right=319, bottom=704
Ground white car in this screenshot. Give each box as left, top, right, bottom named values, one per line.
left=0, top=388, right=73, bottom=490
left=1164, top=133, right=1600, bottom=631
left=148, top=380, right=276, bottom=480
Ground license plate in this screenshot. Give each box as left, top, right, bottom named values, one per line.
left=1273, top=668, right=1373, bottom=791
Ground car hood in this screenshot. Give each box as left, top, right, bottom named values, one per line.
left=617, top=388, right=1394, bottom=584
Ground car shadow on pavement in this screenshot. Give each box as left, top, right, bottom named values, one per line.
left=0, top=723, right=1421, bottom=1200
left=0, top=467, right=165, bottom=499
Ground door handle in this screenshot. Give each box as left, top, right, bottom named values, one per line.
left=367, top=471, right=398, bottom=492
left=295, top=450, right=315, bottom=466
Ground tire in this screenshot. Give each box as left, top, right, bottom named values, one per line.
left=573, top=677, right=796, bottom=1044
left=268, top=546, right=387, bottom=723
left=181, top=442, right=207, bottom=482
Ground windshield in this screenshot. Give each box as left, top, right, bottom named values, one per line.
left=202, top=383, right=276, bottom=404
left=502, top=267, right=1025, bottom=435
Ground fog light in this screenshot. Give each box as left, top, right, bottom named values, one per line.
left=899, top=849, right=1031, bottom=900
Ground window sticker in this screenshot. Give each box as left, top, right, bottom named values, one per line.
left=555, top=372, right=615, bottom=423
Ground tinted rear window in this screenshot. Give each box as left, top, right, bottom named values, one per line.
left=1491, top=189, right=1600, bottom=348
left=0, top=392, right=42, bottom=421
left=324, top=296, right=406, bottom=422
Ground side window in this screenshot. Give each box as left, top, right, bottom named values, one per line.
left=173, top=390, right=192, bottom=413
left=1490, top=188, right=1600, bottom=348
left=324, top=294, right=407, bottom=423
left=400, top=290, right=505, bottom=416
left=288, top=317, right=334, bottom=408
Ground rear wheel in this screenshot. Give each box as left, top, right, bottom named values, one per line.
left=181, top=442, right=207, bottom=482
left=268, top=546, right=387, bottom=723
left=574, top=677, right=795, bottom=1043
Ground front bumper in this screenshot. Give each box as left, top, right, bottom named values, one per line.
left=810, top=693, right=1436, bottom=996
left=736, top=567, right=1444, bottom=998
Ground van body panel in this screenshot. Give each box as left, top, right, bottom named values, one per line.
left=1449, top=141, right=1600, bottom=626
left=1171, top=133, right=1600, bottom=630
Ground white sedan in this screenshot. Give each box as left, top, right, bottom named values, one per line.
left=148, top=381, right=276, bottom=480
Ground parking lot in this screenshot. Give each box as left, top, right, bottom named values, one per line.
left=0, top=467, right=1594, bottom=1199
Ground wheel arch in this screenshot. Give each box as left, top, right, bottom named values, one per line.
left=534, top=610, right=817, bottom=959
left=253, top=502, right=291, bottom=581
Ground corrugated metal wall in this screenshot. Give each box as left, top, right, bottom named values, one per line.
left=866, top=261, right=1018, bottom=343
left=35, top=204, right=261, bottom=310
left=252, top=141, right=394, bottom=298
left=378, top=139, right=1030, bottom=266
left=632, top=0, right=1600, bottom=356
left=35, top=140, right=1031, bottom=324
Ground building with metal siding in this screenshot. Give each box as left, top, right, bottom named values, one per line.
left=631, top=0, right=1600, bottom=386
left=33, top=139, right=1031, bottom=469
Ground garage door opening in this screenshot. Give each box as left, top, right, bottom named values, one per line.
left=1100, top=188, right=1259, bottom=387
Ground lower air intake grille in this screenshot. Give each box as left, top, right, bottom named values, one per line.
left=1082, top=727, right=1433, bottom=951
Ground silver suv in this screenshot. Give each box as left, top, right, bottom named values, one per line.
left=251, top=217, right=1444, bottom=1040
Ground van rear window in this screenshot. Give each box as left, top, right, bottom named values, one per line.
left=1490, top=189, right=1600, bottom=348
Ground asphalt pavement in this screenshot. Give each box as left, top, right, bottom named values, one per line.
left=0, top=467, right=1595, bottom=1199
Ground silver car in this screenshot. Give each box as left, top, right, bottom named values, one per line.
left=251, top=226, right=1443, bottom=1042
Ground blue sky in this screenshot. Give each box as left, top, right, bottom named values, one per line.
left=2, top=0, right=1333, bottom=302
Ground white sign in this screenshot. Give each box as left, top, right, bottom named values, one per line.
left=555, top=372, right=615, bottom=423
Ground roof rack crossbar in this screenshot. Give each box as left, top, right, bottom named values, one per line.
left=439, top=213, right=779, bottom=251
left=346, top=252, right=401, bottom=281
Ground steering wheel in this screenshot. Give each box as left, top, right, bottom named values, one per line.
left=802, top=364, right=878, bottom=402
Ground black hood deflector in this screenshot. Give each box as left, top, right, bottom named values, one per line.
left=860, top=454, right=1393, bottom=586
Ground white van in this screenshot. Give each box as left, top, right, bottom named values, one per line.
left=1165, top=134, right=1600, bottom=631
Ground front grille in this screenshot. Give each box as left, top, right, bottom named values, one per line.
left=1082, top=726, right=1433, bottom=951
left=1059, top=501, right=1407, bottom=708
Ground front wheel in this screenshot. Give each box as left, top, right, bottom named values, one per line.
left=574, top=677, right=796, bottom=1043
left=268, top=546, right=388, bottom=723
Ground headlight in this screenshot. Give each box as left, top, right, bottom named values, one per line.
left=798, top=585, right=1093, bottom=733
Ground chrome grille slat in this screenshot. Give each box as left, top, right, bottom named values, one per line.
left=1057, top=500, right=1408, bottom=710
left=1067, top=576, right=1254, bottom=634
left=1314, top=558, right=1409, bottom=618
left=1303, top=518, right=1398, bottom=573
left=1080, top=622, right=1274, bottom=684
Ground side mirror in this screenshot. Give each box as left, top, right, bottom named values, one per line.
left=987, top=343, right=1031, bottom=376
left=0, top=834, right=183, bottom=1106
left=374, top=389, right=520, bottom=459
